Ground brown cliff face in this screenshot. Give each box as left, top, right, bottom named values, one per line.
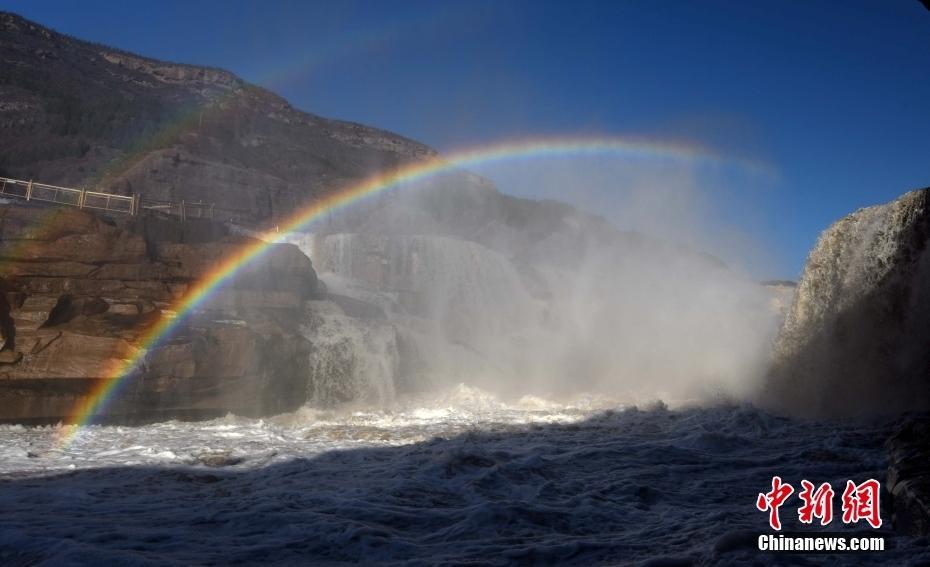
left=0, top=203, right=320, bottom=424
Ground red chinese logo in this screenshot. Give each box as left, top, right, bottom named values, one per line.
left=756, top=476, right=794, bottom=530
left=841, top=479, right=882, bottom=528
left=797, top=480, right=834, bottom=526
left=756, top=477, right=882, bottom=530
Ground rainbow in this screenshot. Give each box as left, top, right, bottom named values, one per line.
left=55, top=136, right=764, bottom=447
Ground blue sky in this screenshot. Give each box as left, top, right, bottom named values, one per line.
left=3, top=0, right=929, bottom=278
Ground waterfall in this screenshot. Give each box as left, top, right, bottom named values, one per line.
left=300, top=300, right=398, bottom=407
left=765, top=189, right=930, bottom=416
left=288, top=232, right=549, bottom=398
left=286, top=227, right=777, bottom=408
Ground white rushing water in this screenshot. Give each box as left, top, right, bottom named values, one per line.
left=0, top=386, right=925, bottom=565
left=291, top=230, right=780, bottom=404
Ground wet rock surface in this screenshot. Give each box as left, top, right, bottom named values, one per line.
left=887, top=416, right=930, bottom=536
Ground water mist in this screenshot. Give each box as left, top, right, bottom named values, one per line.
left=285, top=156, right=782, bottom=410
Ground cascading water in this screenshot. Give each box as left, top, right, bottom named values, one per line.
left=290, top=232, right=553, bottom=400
left=765, top=189, right=930, bottom=416
left=286, top=227, right=779, bottom=407
left=308, top=233, right=543, bottom=328
left=300, top=300, right=399, bottom=407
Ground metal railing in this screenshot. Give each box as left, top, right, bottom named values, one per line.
left=140, top=198, right=215, bottom=221
left=0, top=176, right=137, bottom=215
left=0, top=177, right=225, bottom=221
left=0, top=176, right=268, bottom=225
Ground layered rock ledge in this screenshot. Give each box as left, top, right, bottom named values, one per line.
left=0, top=203, right=319, bottom=424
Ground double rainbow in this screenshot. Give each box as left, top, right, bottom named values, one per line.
left=55, top=136, right=762, bottom=447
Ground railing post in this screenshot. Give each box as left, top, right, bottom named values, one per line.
left=25, top=180, right=32, bottom=201
left=180, top=199, right=186, bottom=222
left=79, top=188, right=85, bottom=209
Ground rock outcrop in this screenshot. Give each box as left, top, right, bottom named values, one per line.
left=763, top=188, right=930, bottom=417
left=887, top=417, right=930, bottom=536
left=0, top=203, right=320, bottom=424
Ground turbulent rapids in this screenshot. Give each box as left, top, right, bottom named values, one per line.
left=2, top=385, right=611, bottom=471
left=1, top=391, right=926, bottom=564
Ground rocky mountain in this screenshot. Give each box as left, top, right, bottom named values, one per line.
left=763, top=188, right=930, bottom=417
left=0, top=11, right=639, bottom=249
left=0, top=11, right=434, bottom=223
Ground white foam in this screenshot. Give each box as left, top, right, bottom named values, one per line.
left=0, top=394, right=923, bottom=564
